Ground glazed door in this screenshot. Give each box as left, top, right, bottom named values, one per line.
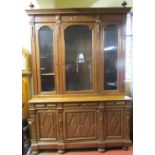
left=99, top=22, right=124, bottom=95
left=35, top=23, right=59, bottom=94
left=61, top=23, right=97, bottom=94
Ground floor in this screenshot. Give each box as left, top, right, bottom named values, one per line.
left=29, top=146, right=133, bottom=155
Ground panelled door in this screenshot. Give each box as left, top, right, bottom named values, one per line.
left=64, top=109, right=97, bottom=140
left=105, top=108, right=124, bottom=139
left=36, top=110, right=57, bottom=141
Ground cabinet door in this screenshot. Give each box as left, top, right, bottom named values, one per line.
left=36, top=110, right=57, bottom=140
left=61, top=23, right=97, bottom=93
left=64, top=109, right=97, bottom=140
left=35, top=23, right=58, bottom=94
left=100, top=22, right=124, bottom=94
left=105, top=108, right=124, bottom=139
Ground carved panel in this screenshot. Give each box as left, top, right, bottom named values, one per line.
left=124, top=110, right=131, bottom=139
left=65, top=111, right=96, bottom=140
left=97, top=111, right=104, bottom=139
left=30, top=110, right=37, bottom=141
left=80, top=112, right=95, bottom=137
left=57, top=109, right=63, bottom=140
left=66, top=112, right=81, bottom=138
left=61, top=15, right=96, bottom=22
left=37, top=110, right=56, bottom=139
left=105, top=109, right=123, bottom=139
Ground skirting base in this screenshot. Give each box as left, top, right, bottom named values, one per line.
left=98, top=147, right=106, bottom=152
left=57, top=149, right=65, bottom=154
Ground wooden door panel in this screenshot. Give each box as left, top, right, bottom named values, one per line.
left=66, top=112, right=81, bottom=138
left=64, top=110, right=97, bottom=140
left=124, top=110, right=131, bottom=139
left=80, top=112, right=96, bottom=137
left=36, top=110, right=57, bottom=140
left=105, top=109, right=123, bottom=139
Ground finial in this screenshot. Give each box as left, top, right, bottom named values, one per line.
left=122, top=1, right=127, bottom=7
left=29, top=2, right=34, bottom=9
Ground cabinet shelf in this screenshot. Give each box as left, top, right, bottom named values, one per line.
left=40, top=56, right=48, bottom=59
left=41, top=73, right=55, bottom=76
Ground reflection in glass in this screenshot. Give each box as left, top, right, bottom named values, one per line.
left=39, top=26, right=55, bottom=91
left=65, top=26, right=92, bottom=91
left=104, top=25, right=118, bottom=90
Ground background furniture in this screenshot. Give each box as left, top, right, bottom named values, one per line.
left=26, top=8, right=132, bottom=154
left=22, top=48, right=32, bottom=119
left=22, top=49, right=32, bottom=154
left=22, top=117, right=31, bottom=155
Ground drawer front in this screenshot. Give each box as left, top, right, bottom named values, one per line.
left=104, top=101, right=125, bottom=107
left=63, top=102, right=98, bottom=109
left=34, top=103, right=57, bottom=109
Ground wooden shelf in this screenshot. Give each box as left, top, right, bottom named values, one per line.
left=41, top=73, right=55, bottom=76
left=40, top=56, right=48, bottom=59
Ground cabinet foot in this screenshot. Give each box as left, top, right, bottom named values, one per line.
left=31, top=150, right=39, bottom=155
left=98, top=147, right=106, bottom=152
left=122, top=146, right=128, bottom=151
left=57, top=149, right=65, bottom=154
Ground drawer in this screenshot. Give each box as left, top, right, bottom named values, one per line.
left=35, top=104, right=45, bottom=108
left=105, top=101, right=125, bottom=106
left=80, top=102, right=98, bottom=108
left=63, top=103, right=80, bottom=108
left=46, top=103, right=57, bottom=108
left=63, top=102, right=98, bottom=108
left=35, top=103, right=56, bottom=108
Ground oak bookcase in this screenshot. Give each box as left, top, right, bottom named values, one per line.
left=26, top=8, right=132, bottom=154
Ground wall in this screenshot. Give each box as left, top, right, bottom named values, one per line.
left=25, top=0, right=132, bottom=8
left=91, top=0, right=132, bottom=7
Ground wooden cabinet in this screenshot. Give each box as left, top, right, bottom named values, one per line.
left=26, top=8, right=132, bottom=154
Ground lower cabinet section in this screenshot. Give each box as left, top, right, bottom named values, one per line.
left=29, top=100, right=132, bottom=154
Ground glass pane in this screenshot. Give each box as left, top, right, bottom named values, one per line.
left=104, top=25, right=118, bottom=90
left=65, top=25, right=92, bottom=91
left=39, top=26, right=55, bottom=91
